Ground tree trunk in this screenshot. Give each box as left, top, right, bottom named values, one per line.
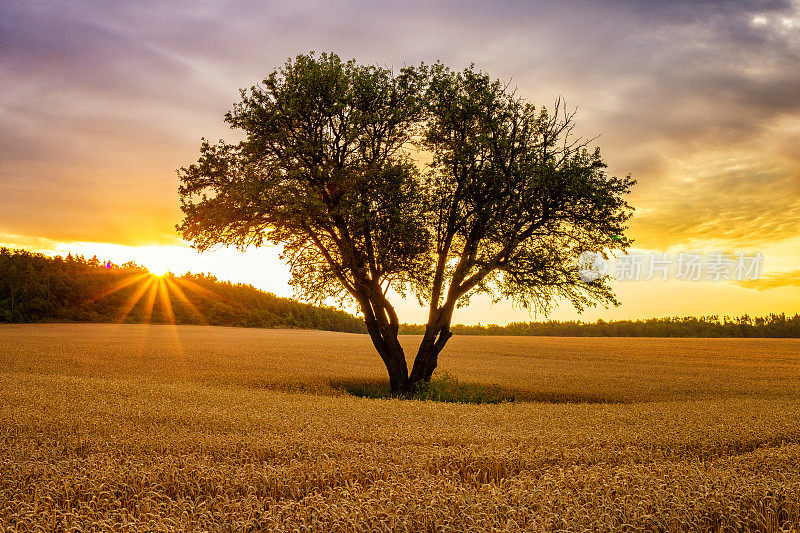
left=408, top=322, right=452, bottom=387
left=361, top=307, right=409, bottom=395
left=384, top=339, right=409, bottom=395
left=359, top=289, right=456, bottom=395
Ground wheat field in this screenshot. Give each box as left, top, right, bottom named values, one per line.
left=1, top=324, right=799, bottom=531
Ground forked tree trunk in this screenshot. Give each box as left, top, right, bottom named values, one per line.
left=361, top=297, right=454, bottom=395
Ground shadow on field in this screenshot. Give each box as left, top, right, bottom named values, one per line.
left=331, top=373, right=624, bottom=404
left=513, top=391, right=625, bottom=404
left=332, top=373, right=514, bottom=404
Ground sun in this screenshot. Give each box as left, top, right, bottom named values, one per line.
left=92, top=268, right=210, bottom=325
left=148, top=266, right=170, bottom=277
left=138, top=255, right=171, bottom=277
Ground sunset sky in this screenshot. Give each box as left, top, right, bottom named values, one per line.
left=1, top=0, right=799, bottom=324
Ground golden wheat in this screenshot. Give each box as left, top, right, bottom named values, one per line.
left=1, top=324, right=799, bottom=531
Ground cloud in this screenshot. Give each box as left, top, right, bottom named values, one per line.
left=629, top=147, right=800, bottom=249
left=1, top=0, right=799, bottom=254
left=738, top=269, right=800, bottom=290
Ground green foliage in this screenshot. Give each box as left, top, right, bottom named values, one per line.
left=179, top=53, right=634, bottom=311
left=411, top=372, right=513, bottom=404
left=177, top=55, right=635, bottom=306
left=335, top=372, right=514, bottom=404
left=176, top=52, right=636, bottom=391
left=0, top=247, right=365, bottom=333
left=177, top=52, right=431, bottom=306
left=420, top=64, right=634, bottom=314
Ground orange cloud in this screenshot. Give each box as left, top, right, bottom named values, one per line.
left=738, top=270, right=800, bottom=291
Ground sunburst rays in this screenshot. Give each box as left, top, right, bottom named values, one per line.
left=141, top=277, right=160, bottom=323
left=156, top=277, right=175, bottom=325
left=97, top=270, right=216, bottom=325
left=88, top=272, right=151, bottom=303
left=116, top=275, right=158, bottom=323
left=163, top=277, right=205, bottom=322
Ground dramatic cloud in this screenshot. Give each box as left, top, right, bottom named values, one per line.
left=739, top=269, right=800, bottom=290
left=1, top=0, right=799, bottom=319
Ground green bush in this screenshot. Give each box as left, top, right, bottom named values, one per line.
left=412, top=372, right=514, bottom=404
left=333, top=373, right=514, bottom=404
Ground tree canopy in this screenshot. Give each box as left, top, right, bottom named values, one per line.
left=178, top=52, right=635, bottom=393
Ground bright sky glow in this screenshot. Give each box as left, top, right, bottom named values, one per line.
left=2, top=0, right=799, bottom=324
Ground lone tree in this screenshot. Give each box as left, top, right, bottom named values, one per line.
left=178, top=53, right=635, bottom=394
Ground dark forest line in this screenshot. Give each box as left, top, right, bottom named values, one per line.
left=2, top=247, right=798, bottom=337
left=0, top=248, right=366, bottom=333
left=400, top=314, right=800, bottom=337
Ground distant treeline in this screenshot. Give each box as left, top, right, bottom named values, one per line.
left=0, top=248, right=366, bottom=333
left=400, top=314, right=800, bottom=338
left=3, top=247, right=798, bottom=338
